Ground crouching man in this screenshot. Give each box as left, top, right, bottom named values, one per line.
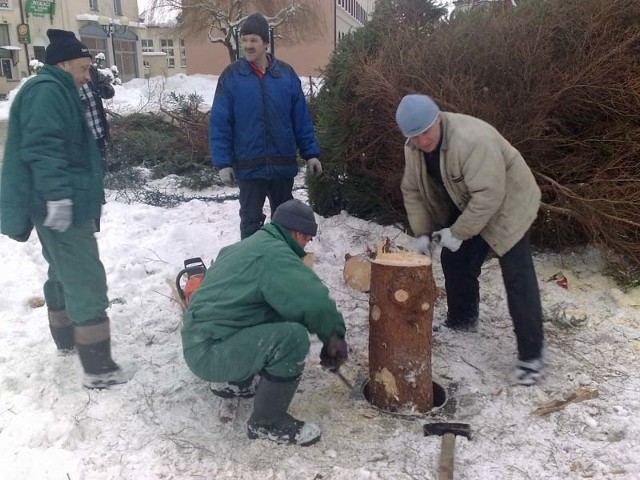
left=181, top=199, right=348, bottom=446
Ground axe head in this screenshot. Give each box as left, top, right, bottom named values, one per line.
left=424, top=422, right=472, bottom=440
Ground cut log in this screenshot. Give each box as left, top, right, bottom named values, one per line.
left=368, top=251, right=436, bottom=412
left=343, top=253, right=372, bottom=292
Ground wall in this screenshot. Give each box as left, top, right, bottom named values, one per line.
left=186, top=1, right=340, bottom=78
left=0, top=0, right=28, bottom=95
left=0, top=0, right=143, bottom=95
left=138, top=24, right=186, bottom=78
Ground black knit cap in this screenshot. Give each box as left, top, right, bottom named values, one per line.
left=45, top=29, right=92, bottom=66
left=273, top=199, right=318, bottom=236
left=240, top=13, right=270, bottom=43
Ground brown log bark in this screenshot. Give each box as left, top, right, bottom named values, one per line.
left=368, top=252, right=436, bottom=413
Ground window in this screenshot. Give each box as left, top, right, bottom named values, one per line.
left=0, top=24, right=11, bottom=61
left=0, top=24, right=9, bottom=46
left=141, top=39, right=154, bottom=53
left=114, top=0, right=122, bottom=15
left=89, top=0, right=99, bottom=11
left=161, top=39, right=175, bottom=67
left=80, top=36, right=109, bottom=65
left=33, top=46, right=46, bottom=63
left=180, top=39, right=186, bottom=67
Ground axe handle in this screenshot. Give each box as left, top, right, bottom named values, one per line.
left=438, top=432, right=456, bottom=480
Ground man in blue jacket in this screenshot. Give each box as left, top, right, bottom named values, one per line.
left=209, top=13, right=322, bottom=239
left=0, top=29, right=130, bottom=389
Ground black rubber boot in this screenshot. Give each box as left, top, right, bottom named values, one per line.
left=48, top=309, right=75, bottom=352
left=443, top=314, right=478, bottom=332
left=210, top=376, right=257, bottom=398
left=247, top=376, right=321, bottom=446
left=75, top=319, right=131, bottom=389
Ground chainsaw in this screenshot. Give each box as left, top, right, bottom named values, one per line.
left=175, top=257, right=207, bottom=310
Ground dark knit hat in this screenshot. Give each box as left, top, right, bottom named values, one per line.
left=240, top=13, right=270, bottom=43
left=273, top=199, right=318, bottom=236
left=45, top=29, right=92, bottom=66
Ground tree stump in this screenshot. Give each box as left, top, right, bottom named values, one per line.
left=368, top=251, right=436, bottom=412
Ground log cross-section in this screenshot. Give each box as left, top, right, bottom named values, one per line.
left=368, top=252, right=436, bottom=412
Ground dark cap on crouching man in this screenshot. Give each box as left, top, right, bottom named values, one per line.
left=0, top=29, right=131, bottom=389
left=181, top=199, right=348, bottom=446
left=396, top=94, right=546, bottom=386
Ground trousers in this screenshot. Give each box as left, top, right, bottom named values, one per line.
left=36, top=221, right=109, bottom=325
left=441, top=232, right=544, bottom=361
left=183, top=322, right=310, bottom=382
left=237, top=177, right=294, bottom=239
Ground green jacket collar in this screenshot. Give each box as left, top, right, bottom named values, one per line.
left=262, top=222, right=306, bottom=258
left=40, top=64, right=76, bottom=89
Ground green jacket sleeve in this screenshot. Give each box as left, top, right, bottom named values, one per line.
left=261, top=249, right=346, bottom=345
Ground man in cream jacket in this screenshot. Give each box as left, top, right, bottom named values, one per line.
left=396, top=94, right=545, bottom=386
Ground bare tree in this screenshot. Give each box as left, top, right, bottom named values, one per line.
left=144, top=0, right=324, bottom=63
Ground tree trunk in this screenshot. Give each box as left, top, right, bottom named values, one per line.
left=368, top=252, right=436, bottom=413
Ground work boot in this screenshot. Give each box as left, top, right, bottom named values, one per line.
left=512, top=357, right=544, bottom=386
left=48, top=309, right=75, bottom=353
left=75, top=318, right=132, bottom=389
left=247, top=376, right=321, bottom=446
left=210, top=376, right=257, bottom=398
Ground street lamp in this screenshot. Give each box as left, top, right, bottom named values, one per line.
left=97, top=16, right=129, bottom=71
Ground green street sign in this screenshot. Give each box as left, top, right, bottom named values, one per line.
left=26, top=0, right=56, bottom=17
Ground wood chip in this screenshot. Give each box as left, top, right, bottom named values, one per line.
left=532, top=388, right=599, bottom=415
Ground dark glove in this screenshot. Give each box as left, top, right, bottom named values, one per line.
left=320, top=335, right=348, bottom=372
left=96, top=68, right=115, bottom=99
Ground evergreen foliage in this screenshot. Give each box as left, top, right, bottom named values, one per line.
left=107, top=92, right=214, bottom=186
left=308, top=0, right=446, bottom=222
left=310, top=0, right=640, bottom=267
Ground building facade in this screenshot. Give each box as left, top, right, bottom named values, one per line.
left=138, top=23, right=187, bottom=78
left=185, top=0, right=378, bottom=78
left=0, top=1, right=377, bottom=96
left=0, top=0, right=143, bottom=95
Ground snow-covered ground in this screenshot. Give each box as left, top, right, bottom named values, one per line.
left=1, top=75, right=639, bottom=480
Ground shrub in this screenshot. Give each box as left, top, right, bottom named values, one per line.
left=311, top=0, right=640, bottom=267
left=107, top=92, right=212, bottom=183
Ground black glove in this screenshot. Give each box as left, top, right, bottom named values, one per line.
left=320, top=335, right=348, bottom=372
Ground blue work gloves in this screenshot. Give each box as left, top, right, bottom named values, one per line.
left=43, top=199, right=73, bottom=232
left=219, top=167, right=236, bottom=187
left=307, top=158, right=322, bottom=176
left=433, top=228, right=463, bottom=252
left=320, top=335, right=348, bottom=372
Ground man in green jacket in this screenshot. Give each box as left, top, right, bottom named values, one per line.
left=396, top=94, right=545, bottom=386
left=0, top=29, right=130, bottom=389
left=182, top=199, right=348, bottom=446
